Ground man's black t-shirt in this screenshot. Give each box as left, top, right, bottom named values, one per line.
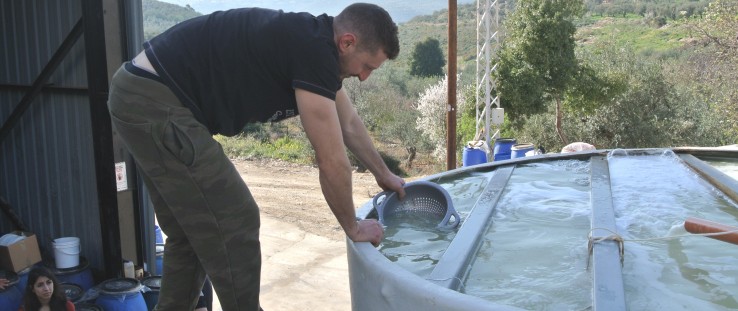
left=143, top=8, right=341, bottom=136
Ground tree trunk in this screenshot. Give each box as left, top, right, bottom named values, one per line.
left=555, top=95, right=569, bottom=145
left=406, top=146, right=417, bottom=168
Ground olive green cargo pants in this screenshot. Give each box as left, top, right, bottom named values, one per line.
left=107, top=64, right=261, bottom=311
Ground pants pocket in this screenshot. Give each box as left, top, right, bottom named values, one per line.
left=162, top=120, right=196, bottom=167
left=110, top=113, right=167, bottom=177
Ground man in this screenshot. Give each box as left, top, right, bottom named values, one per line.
left=107, top=3, right=405, bottom=311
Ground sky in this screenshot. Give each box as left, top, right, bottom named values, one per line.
left=156, top=0, right=476, bottom=23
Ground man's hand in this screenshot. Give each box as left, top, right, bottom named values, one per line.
left=347, top=219, right=384, bottom=247
left=0, top=278, right=9, bottom=290
left=376, top=172, right=406, bottom=199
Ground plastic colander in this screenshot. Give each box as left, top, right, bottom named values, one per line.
left=372, top=180, right=460, bottom=229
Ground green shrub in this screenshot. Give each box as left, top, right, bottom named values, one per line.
left=214, top=134, right=314, bottom=164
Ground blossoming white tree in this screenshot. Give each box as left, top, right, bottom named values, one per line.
left=415, top=75, right=466, bottom=160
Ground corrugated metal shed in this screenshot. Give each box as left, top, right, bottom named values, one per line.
left=1, top=0, right=150, bottom=280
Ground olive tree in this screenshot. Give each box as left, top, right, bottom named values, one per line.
left=409, top=37, right=446, bottom=77
left=495, top=0, right=584, bottom=145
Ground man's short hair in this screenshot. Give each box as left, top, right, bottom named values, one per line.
left=335, top=3, right=400, bottom=60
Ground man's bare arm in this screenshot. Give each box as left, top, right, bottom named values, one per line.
left=295, top=89, right=384, bottom=244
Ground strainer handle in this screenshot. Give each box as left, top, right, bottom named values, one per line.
left=372, top=191, right=392, bottom=223
left=438, top=210, right=461, bottom=229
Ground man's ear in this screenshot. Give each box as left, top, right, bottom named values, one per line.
left=338, top=33, right=357, bottom=51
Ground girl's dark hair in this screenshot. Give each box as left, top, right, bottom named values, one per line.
left=23, top=267, right=68, bottom=311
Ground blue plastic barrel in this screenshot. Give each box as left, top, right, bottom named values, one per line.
left=155, top=225, right=164, bottom=244
left=95, top=278, right=147, bottom=311
left=155, top=244, right=165, bottom=275
left=141, top=276, right=161, bottom=311
left=17, top=266, right=31, bottom=292
left=0, top=270, right=22, bottom=311
left=493, top=138, right=517, bottom=161
left=49, top=257, right=95, bottom=291
left=75, top=302, right=104, bottom=311
left=462, top=147, right=487, bottom=167
left=511, top=143, right=535, bottom=159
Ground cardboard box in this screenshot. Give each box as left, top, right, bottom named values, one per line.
left=0, top=231, right=42, bottom=273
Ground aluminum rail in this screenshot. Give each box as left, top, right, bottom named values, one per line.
left=427, top=165, right=515, bottom=290
left=589, top=156, right=627, bottom=311
left=679, top=154, right=738, bottom=204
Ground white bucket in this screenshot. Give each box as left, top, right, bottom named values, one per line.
left=53, top=237, right=81, bottom=269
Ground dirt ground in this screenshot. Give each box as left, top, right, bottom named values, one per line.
left=235, top=158, right=387, bottom=241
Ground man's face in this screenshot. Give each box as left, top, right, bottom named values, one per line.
left=339, top=48, right=388, bottom=82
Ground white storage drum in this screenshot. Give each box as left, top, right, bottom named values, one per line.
left=53, top=237, right=81, bottom=269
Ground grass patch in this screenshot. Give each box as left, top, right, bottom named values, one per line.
left=215, top=134, right=315, bottom=164
left=215, top=134, right=418, bottom=177
left=576, top=17, right=689, bottom=58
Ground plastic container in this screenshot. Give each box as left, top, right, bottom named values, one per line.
left=123, top=261, right=135, bottom=279
left=141, top=276, right=162, bottom=311
left=493, top=138, right=517, bottom=161
left=0, top=270, right=22, bottom=311
left=154, top=225, right=164, bottom=244
left=95, top=278, right=147, bottom=311
left=511, top=143, right=535, bottom=159
left=462, top=147, right=487, bottom=167
left=53, top=237, right=81, bottom=269
left=74, top=302, right=104, bottom=311
left=155, top=244, right=165, bottom=276
left=48, top=256, right=95, bottom=291
left=17, top=266, right=31, bottom=292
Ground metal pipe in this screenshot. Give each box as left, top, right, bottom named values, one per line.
left=447, top=0, right=458, bottom=170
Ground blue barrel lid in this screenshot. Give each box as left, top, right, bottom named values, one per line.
left=494, top=138, right=517, bottom=143
left=98, top=278, right=142, bottom=295
left=141, top=276, right=161, bottom=289
left=512, top=143, right=534, bottom=150
left=0, top=269, right=19, bottom=288
left=17, top=266, right=32, bottom=275
left=60, top=282, right=83, bottom=301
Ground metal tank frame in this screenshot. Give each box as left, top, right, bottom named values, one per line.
left=348, top=146, right=738, bottom=311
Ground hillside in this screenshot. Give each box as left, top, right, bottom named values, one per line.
left=142, top=0, right=201, bottom=40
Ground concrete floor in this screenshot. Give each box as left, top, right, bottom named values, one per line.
left=161, top=214, right=352, bottom=311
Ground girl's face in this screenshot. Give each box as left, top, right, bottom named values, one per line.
left=32, top=276, right=54, bottom=303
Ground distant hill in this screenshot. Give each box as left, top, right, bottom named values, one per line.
left=398, top=4, right=478, bottom=64
left=153, top=0, right=476, bottom=23
left=143, top=0, right=201, bottom=40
